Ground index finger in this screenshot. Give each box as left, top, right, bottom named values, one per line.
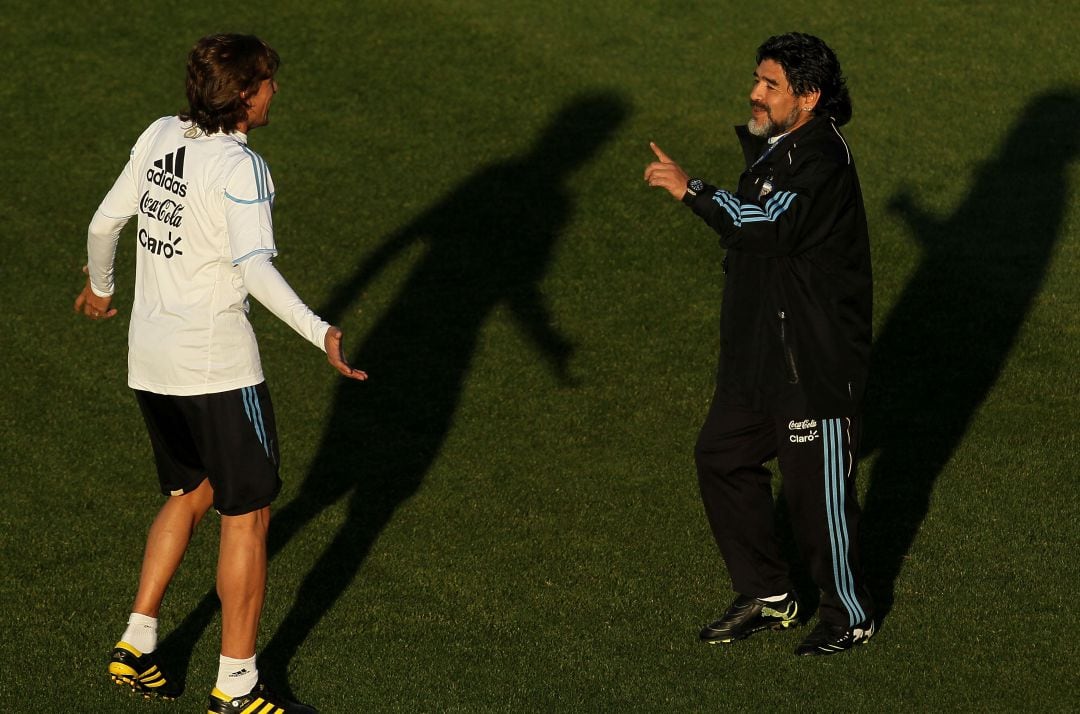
left=649, top=141, right=672, bottom=163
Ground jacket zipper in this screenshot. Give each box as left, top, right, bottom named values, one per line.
left=777, top=310, right=800, bottom=384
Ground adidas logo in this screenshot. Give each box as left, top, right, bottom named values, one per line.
left=145, top=146, right=188, bottom=197
left=154, top=146, right=186, bottom=177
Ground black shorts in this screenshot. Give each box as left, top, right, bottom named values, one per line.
left=134, top=383, right=282, bottom=516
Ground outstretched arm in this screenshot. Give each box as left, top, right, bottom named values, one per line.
left=239, top=253, right=367, bottom=380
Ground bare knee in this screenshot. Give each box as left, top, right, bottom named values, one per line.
left=220, top=506, right=270, bottom=538
left=160, top=478, right=214, bottom=529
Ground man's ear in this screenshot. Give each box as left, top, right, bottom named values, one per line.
left=801, top=88, right=822, bottom=112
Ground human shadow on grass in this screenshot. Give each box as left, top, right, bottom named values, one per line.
left=856, top=90, right=1079, bottom=620
left=156, top=91, right=630, bottom=698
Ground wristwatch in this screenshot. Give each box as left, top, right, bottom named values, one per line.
left=683, top=177, right=706, bottom=204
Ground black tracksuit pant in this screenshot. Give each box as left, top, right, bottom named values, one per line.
left=694, top=393, right=874, bottom=627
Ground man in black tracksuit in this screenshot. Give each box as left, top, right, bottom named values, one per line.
left=645, top=32, right=874, bottom=656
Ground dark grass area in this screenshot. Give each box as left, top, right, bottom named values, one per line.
left=1, top=1, right=1078, bottom=711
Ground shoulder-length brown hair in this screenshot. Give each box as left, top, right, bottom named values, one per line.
left=178, top=34, right=280, bottom=135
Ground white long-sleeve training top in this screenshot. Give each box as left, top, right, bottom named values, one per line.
left=87, top=116, right=329, bottom=396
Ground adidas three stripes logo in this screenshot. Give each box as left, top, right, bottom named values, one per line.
left=153, top=146, right=186, bottom=178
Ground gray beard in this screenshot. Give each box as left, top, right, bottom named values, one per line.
left=747, top=116, right=772, bottom=137
left=747, top=105, right=801, bottom=138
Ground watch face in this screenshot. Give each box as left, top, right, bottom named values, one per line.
left=689, top=178, right=705, bottom=192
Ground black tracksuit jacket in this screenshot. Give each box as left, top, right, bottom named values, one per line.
left=683, top=115, right=872, bottom=415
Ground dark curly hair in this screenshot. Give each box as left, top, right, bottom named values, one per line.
left=178, top=34, right=280, bottom=135
left=757, top=32, right=852, bottom=126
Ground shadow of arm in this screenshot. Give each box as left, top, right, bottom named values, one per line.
left=317, top=224, right=422, bottom=324
left=888, top=186, right=940, bottom=245
left=506, top=286, right=579, bottom=387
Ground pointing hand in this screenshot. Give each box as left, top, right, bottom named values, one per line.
left=643, top=141, right=690, bottom=200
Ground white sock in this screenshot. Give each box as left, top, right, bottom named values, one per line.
left=759, top=593, right=788, bottom=602
left=121, top=613, right=158, bottom=654
left=216, top=654, right=258, bottom=698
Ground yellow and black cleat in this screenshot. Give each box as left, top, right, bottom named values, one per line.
left=207, top=681, right=317, bottom=714
left=108, top=641, right=182, bottom=699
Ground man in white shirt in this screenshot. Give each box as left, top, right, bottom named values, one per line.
left=75, top=33, right=365, bottom=713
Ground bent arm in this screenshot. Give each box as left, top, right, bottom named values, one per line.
left=683, top=158, right=847, bottom=257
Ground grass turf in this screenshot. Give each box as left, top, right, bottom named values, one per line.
left=1, top=1, right=1077, bottom=711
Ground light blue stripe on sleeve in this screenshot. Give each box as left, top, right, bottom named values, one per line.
left=239, top=145, right=267, bottom=200
left=233, top=248, right=278, bottom=265
left=710, top=189, right=798, bottom=228
left=225, top=191, right=273, bottom=205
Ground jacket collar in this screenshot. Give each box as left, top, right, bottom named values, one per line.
left=734, top=115, right=828, bottom=169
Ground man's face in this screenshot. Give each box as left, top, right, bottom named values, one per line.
left=747, top=59, right=811, bottom=138
left=245, top=77, right=278, bottom=131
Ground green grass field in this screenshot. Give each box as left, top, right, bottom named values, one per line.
left=2, top=1, right=1078, bottom=711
